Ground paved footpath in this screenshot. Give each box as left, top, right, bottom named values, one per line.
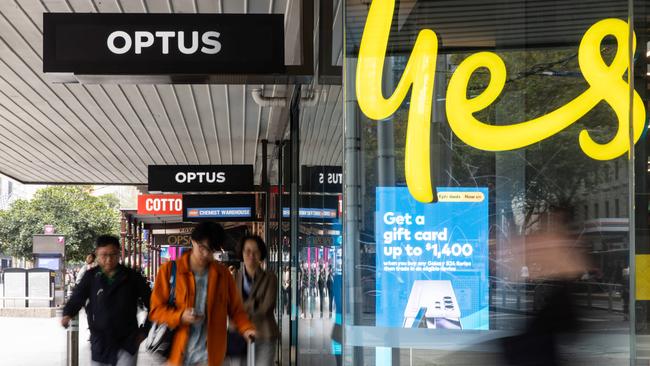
left=0, top=310, right=161, bottom=366
left=1, top=306, right=650, bottom=366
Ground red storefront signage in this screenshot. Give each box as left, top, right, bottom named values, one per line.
left=137, top=194, right=182, bottom=215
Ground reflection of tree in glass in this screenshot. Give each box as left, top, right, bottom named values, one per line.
left=360, top=47, right=624, bottom=233
left=447, top=47, right=623, bottom=231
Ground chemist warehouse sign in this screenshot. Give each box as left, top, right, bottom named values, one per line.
left=42, top=13, right=284, bottom=74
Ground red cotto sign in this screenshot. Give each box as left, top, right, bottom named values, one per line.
left=137, top=194, right=183, bottom=215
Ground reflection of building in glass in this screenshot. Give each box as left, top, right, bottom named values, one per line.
left=576, top=159, right=629, bottom=283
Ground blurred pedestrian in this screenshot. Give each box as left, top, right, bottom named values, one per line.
left=502, top=204, right=588, bottom=366
left=226, top=235, right=278, bottom=366
left=282, top=265, right=290, bottom=315
left=326, top=264, right=334, bottom=317
left=149, top=222, right=255, bottom=366
left=76, top=252, right=97, bottom=285
left=61, top=235, right=151, bottom=366
left=318, top=262, right=326, bottom=318
left=622, top=265, right=630, bottom=320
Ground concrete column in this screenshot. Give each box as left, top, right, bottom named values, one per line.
left=344, top=56, right=363, bottom=365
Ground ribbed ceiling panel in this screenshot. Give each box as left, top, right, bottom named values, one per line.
left=0, top=0, right=344, bottom=186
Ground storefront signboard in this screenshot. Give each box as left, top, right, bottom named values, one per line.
left=137, top=194, right=182, bottom=215
left=182, top=194, right=255, bottom=222
left=148, top=165, right=253, bottom=192
left=281, top=194, right=340, bottom=221
left=153, top=233, right=191, bottom=247
left=43, top=13, right=285, bottom=75
left=301, top=166, right=343, bottom=193
left=281, top=208, right=337, bottom=219
left=375, top=187, right=489, bottom=330
left=357, top=0, right=646, bottom=203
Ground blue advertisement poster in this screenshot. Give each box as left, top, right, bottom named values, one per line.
left=375, top=187, right=489, bottom=330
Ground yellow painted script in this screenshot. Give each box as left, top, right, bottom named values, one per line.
left=357, top=0, right=646, bottom=203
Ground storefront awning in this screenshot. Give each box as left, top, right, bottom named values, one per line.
left=0, top=0, right=343, bottom=186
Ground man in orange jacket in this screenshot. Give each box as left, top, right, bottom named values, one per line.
left=150, top=222, right=256, bottom=366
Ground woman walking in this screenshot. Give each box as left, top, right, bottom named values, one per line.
left=228, top=235, right=279, bottom=366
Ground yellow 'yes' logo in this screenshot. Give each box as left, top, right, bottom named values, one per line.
left=357, top=0, right=646, bottom=203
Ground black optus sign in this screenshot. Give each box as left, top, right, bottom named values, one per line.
left=301, top=166, right=343, bottom=193
left=148, top=165, right=253, bottom=192
left=43, top=13, right=285, bottom=74
left=183, top=194, right=256, bottom=222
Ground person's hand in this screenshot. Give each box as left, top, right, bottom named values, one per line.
left=61, top=315, right=71, bottom=328
left=181, top=308, right=203, bottom=325
left=243, top=329, right=256, bottom=342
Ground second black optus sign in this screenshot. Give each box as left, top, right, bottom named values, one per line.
left=148, top=165, right=253, bottom=192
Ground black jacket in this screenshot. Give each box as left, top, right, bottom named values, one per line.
left=63, top=265, right=152, bottom=365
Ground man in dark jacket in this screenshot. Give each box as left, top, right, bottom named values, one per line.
left=61, top=235, right=151, bottom=366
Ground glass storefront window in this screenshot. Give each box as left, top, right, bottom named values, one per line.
left=344, top=0, right=645, bottom=364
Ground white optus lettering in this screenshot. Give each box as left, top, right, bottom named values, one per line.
left=174, top=171, right=227, bottom=184
left=175, top=172, right=187, bottom=183
left=106, top=31, right=222, bottom=55
left=107, top=31, right=132, bottom=54
left=155, top=31, right=175, bottom=54
left=134, top=31, right=154, bottom=54
left=178, top=31, right=199, bottom=54
left=201, top=31, right=221, bottom=54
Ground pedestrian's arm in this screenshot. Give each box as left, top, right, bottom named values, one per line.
left=63, top=269, right=91, bottom=318
left=149, top=263, right=184, bottom=329
left=137, top=273, right=153, bottom=333
left=75, top=266, right=87, bottom=285
left=254, top=272, right=277, bottom=315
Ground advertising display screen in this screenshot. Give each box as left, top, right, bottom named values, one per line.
left=37, top=257, right=61, bottom=271
left=375, top=187, right=489, bottom=330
